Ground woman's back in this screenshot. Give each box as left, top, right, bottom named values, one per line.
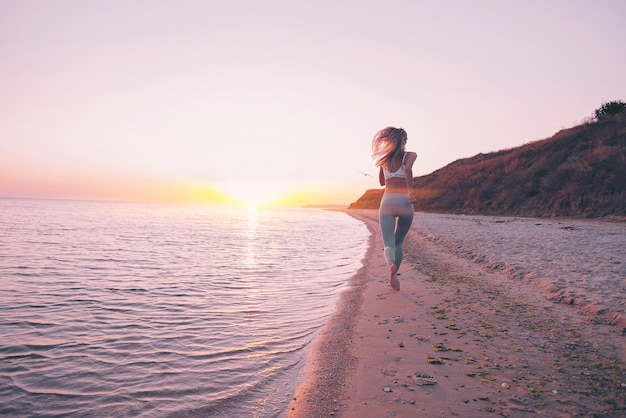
left=382, top=151, right=416, bottom=193
left=383, top=153, right=408, bottom=180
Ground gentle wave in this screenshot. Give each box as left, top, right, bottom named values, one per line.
left=0, top=199, right=369, bottom=417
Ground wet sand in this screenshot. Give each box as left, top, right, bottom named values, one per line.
left=285, top=210, right=625, bottom=417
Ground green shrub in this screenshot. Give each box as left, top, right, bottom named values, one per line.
left=594, top=100, right=625, bottom=120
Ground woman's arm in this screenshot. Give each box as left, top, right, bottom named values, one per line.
left=379, top=166, right=386, bottom=187
left=404, top=152, right=417, bottom=201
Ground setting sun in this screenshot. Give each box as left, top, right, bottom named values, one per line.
left=1, top=1, right=623, bottom=208
left=221, top=181, right=289, bottom=206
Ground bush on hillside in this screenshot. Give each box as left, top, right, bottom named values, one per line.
left=594, top=100, right=625, bottom=120
left=350, top=109, right=626, bottom=217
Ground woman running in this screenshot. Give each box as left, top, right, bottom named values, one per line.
left=372, top=127, right=417, bottom=291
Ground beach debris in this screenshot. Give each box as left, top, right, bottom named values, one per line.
left=501, top=383, right=510, bottom=389
left=383, top=387, right=392, bottom=392
left=433, top=342, right=463, bottom=353
left=398, top=341, right=405, bottom=347
left=412, top=373, right=437, bottom=385
left=427, top=355, right=444, bottom=365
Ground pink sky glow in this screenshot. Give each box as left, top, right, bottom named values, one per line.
left=1, top=0, right=625, bottom=205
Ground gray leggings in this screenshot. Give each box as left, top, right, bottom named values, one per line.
left=379, top=193, right=414, bottom=269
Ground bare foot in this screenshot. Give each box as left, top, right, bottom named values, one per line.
left=388, top=262, right=400, bottom=291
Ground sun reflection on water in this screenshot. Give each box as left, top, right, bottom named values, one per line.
left=247, top=205, right=258, bottom=234
left=244, top=205, right=258, bottom=268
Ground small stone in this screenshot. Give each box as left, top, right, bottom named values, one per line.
left=383, top=387, right=392, bottom=392
left=552, top=390, right=558, bottom=395
left=501, top=383, right=510, bottom=389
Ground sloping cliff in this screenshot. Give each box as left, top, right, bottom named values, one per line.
left=350, top=112, right=626, bottom=218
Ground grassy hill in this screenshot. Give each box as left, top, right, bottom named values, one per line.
left=349, top=110, right=626, bottom=218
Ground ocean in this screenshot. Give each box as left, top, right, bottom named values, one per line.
left=0, top=198, right=369, bottom=417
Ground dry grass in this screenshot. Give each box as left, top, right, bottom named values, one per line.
left=350, top=111, right=626, bottom=218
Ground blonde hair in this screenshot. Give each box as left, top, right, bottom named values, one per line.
left=372, top=127, right=408, bottom=169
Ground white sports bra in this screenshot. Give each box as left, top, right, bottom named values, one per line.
left=383, top=153, right=408, bottom=180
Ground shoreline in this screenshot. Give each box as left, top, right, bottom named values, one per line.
left=282, top=210, right=378, bottom=417
left=286, top=210, right=625, bottom=417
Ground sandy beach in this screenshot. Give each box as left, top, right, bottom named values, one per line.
left=285, top=210, right=625, bottom=417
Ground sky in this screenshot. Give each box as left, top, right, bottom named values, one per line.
left=1, top=0, right=625, bottom=206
